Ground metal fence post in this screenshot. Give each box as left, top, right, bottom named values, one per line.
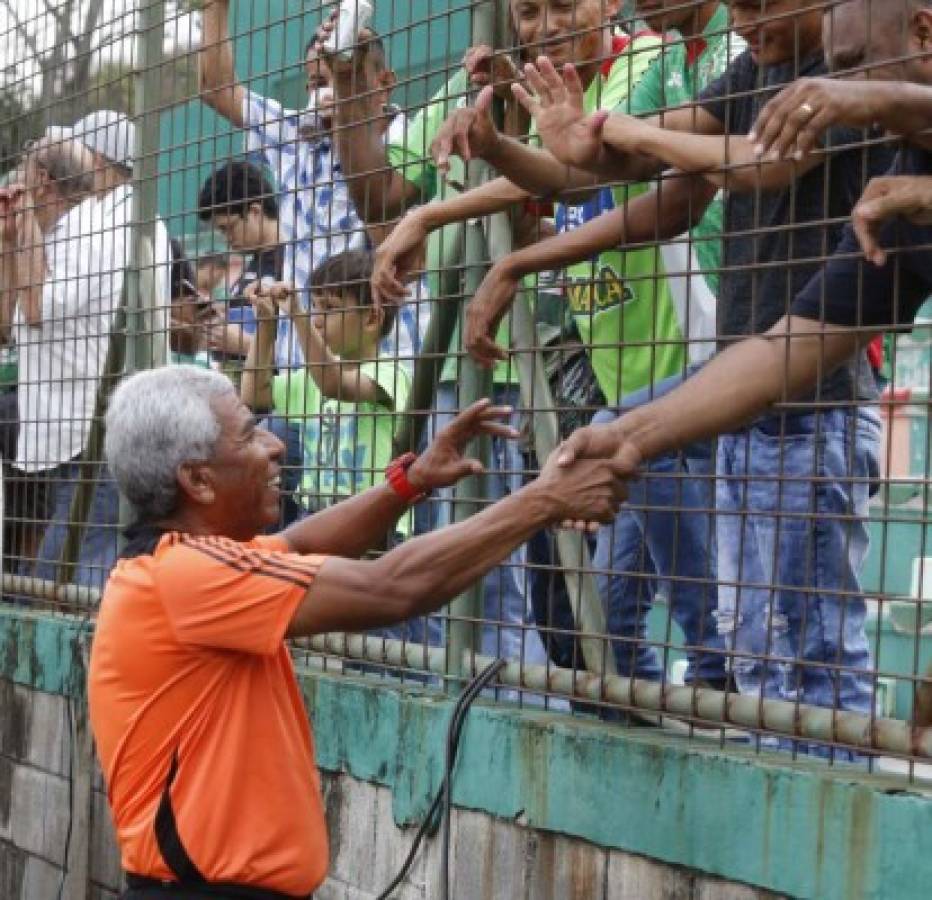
left=443, top=0, right=501, bottom=688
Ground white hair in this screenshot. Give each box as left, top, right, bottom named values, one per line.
left=104, top=366, right=235, bottom=522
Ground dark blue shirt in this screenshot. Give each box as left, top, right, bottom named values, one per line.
left=792, top=145, right=932, bottom=329
left=699, top=49, right=894, bottom=402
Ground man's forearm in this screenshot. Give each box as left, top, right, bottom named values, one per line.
left=505, top=173, right=715, bottom=279
left=288, top=483, right=557, bottom=635
left=13, top=232, right=44, bottom=327
left=624, top=122, right=810, bottom=192
left=283, top=481, right=413, bottom=558
left=616, top=317, right=865, bottom=461
left=198, top=0, right=244, bottom=125
left=333, top=79, right=418, bottom=223
left=483, top=137, right=605, bottom=199
left=373, top=484, right=552, bottom=613
left=240, top=323, right=275, bottom=408
left=419, top=176, right=530, bottom=230
left=0, top=248, right=14, bottom=341
left=869, top=81, right=932, bottom=148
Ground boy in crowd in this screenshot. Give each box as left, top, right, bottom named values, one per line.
left=506, top=0, right=896, bottom=722
left=198, top=160, right=306, bottom=525
left=197, top=161, right=285, bottom=358
left=241, top=250, right=410, bottom=531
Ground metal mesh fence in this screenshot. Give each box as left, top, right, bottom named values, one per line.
left=1, top=0, right=931, bottom=774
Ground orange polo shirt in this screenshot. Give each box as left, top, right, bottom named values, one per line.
left=89, top=530, right=328, bottom=896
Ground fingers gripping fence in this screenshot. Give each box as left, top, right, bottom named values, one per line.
left=0, top=0, right=931, bottom=780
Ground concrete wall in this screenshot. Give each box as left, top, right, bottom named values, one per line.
left=318, top=773, right=785, bottom=900
left=3, top=609, right=932, bottom=900
left=0, top=678, right=780, bottom=900
left=0, top=681, right=117, bottom=900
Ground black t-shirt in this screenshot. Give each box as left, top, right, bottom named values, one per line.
left=699, top=49, right=895, bottom=402
left=792, top=145, right=932, bottom=329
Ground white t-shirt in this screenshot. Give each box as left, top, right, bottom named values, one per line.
left=14, top=185, right=171, bottom=472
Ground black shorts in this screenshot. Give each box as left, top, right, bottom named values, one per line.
left=122, top=874, right=312, bottom=900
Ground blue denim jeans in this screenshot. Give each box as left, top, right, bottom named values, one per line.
left=592, top=370, right=726, bottom=683
left=715, top=408, right=880, bottom=714
left=433, top=383, right=547, bottom=666
left=30, top=462, right=121, bottom=591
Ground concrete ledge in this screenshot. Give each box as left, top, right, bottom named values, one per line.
left=3, top=609, right=931, bottom=900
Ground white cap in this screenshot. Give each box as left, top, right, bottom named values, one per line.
left=46, top=110, right=135, bottom=170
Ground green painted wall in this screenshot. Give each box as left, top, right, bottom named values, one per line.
left=3, top=607, right=932, bottom=900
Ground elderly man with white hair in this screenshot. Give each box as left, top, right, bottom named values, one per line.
left=14, top=111, right=173, bottom=586
left=88, top=365, right=627, bottom=898
left=0, top=136, right=99, bottom=569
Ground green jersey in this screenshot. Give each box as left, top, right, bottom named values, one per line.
left=557, top=13, right=743, bottom=403
left=273, top=359, right=412, bottom=533
left=552, top=32, right=682, bottom=403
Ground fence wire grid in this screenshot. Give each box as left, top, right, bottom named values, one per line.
left=1, top=0, right=931, bottom=775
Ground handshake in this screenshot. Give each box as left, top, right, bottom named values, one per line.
left=536, top=417, right=643, bottom=532
left=415, top=399, right=642, bottom=533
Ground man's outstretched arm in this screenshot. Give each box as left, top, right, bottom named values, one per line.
left=286, top=445, right=627, bottom=636
left=464, top=173, right=717, bottom=366
left=558, top=316, right=867, bottom=469
left=280, top=399, right=518, bottom=559
left=329, top=43, right=424, bottom=226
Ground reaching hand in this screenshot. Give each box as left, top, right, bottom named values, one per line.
left=0, top=186, right=24, bottom=246
left=464, top=261, right=519, bottom=368
left=371, top=211, right=428, bottom=307
left=463, top=44, right=520, bottom=100
left=407, top=398, right=519, bottom=491
left=430, top=86, right=501, bottom=176
left=852, top=175, right=932, bottom=267
left=749, top=78, right=883, bottom=161
left=511, top=57, right=609, bottom=170
left=556, top=419, right=641, bottom=471
left=245, top=280, right=282, bottom=323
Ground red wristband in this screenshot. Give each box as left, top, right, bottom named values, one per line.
left=385, top=452, right=427, bottom=504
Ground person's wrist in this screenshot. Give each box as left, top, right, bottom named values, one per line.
left=519, top=479, right=562, bottom=525
left=499, top=250, right=529, bottom=281
left=404, top=458, right=429, bottom=493
left=613, top=409, right=652, bottom=472
left=483, top=130, right=505, bottom=165
left=388, top=452, right=429, bottom=502
left=417, top=203, right=444, bottom=232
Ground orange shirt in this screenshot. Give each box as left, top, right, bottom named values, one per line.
left=89, top=529, right=328, bottom=896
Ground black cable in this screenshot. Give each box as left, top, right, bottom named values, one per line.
left=376, top=659, right=506, bottom=900
left=57, top=610, right=94, bottom=900
left=56, top=695, right=75, bottom=900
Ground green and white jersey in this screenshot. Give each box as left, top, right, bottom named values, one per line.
left=273, top=359, right=412, bottom=534
left=551, top=32, right=683, bottom=403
